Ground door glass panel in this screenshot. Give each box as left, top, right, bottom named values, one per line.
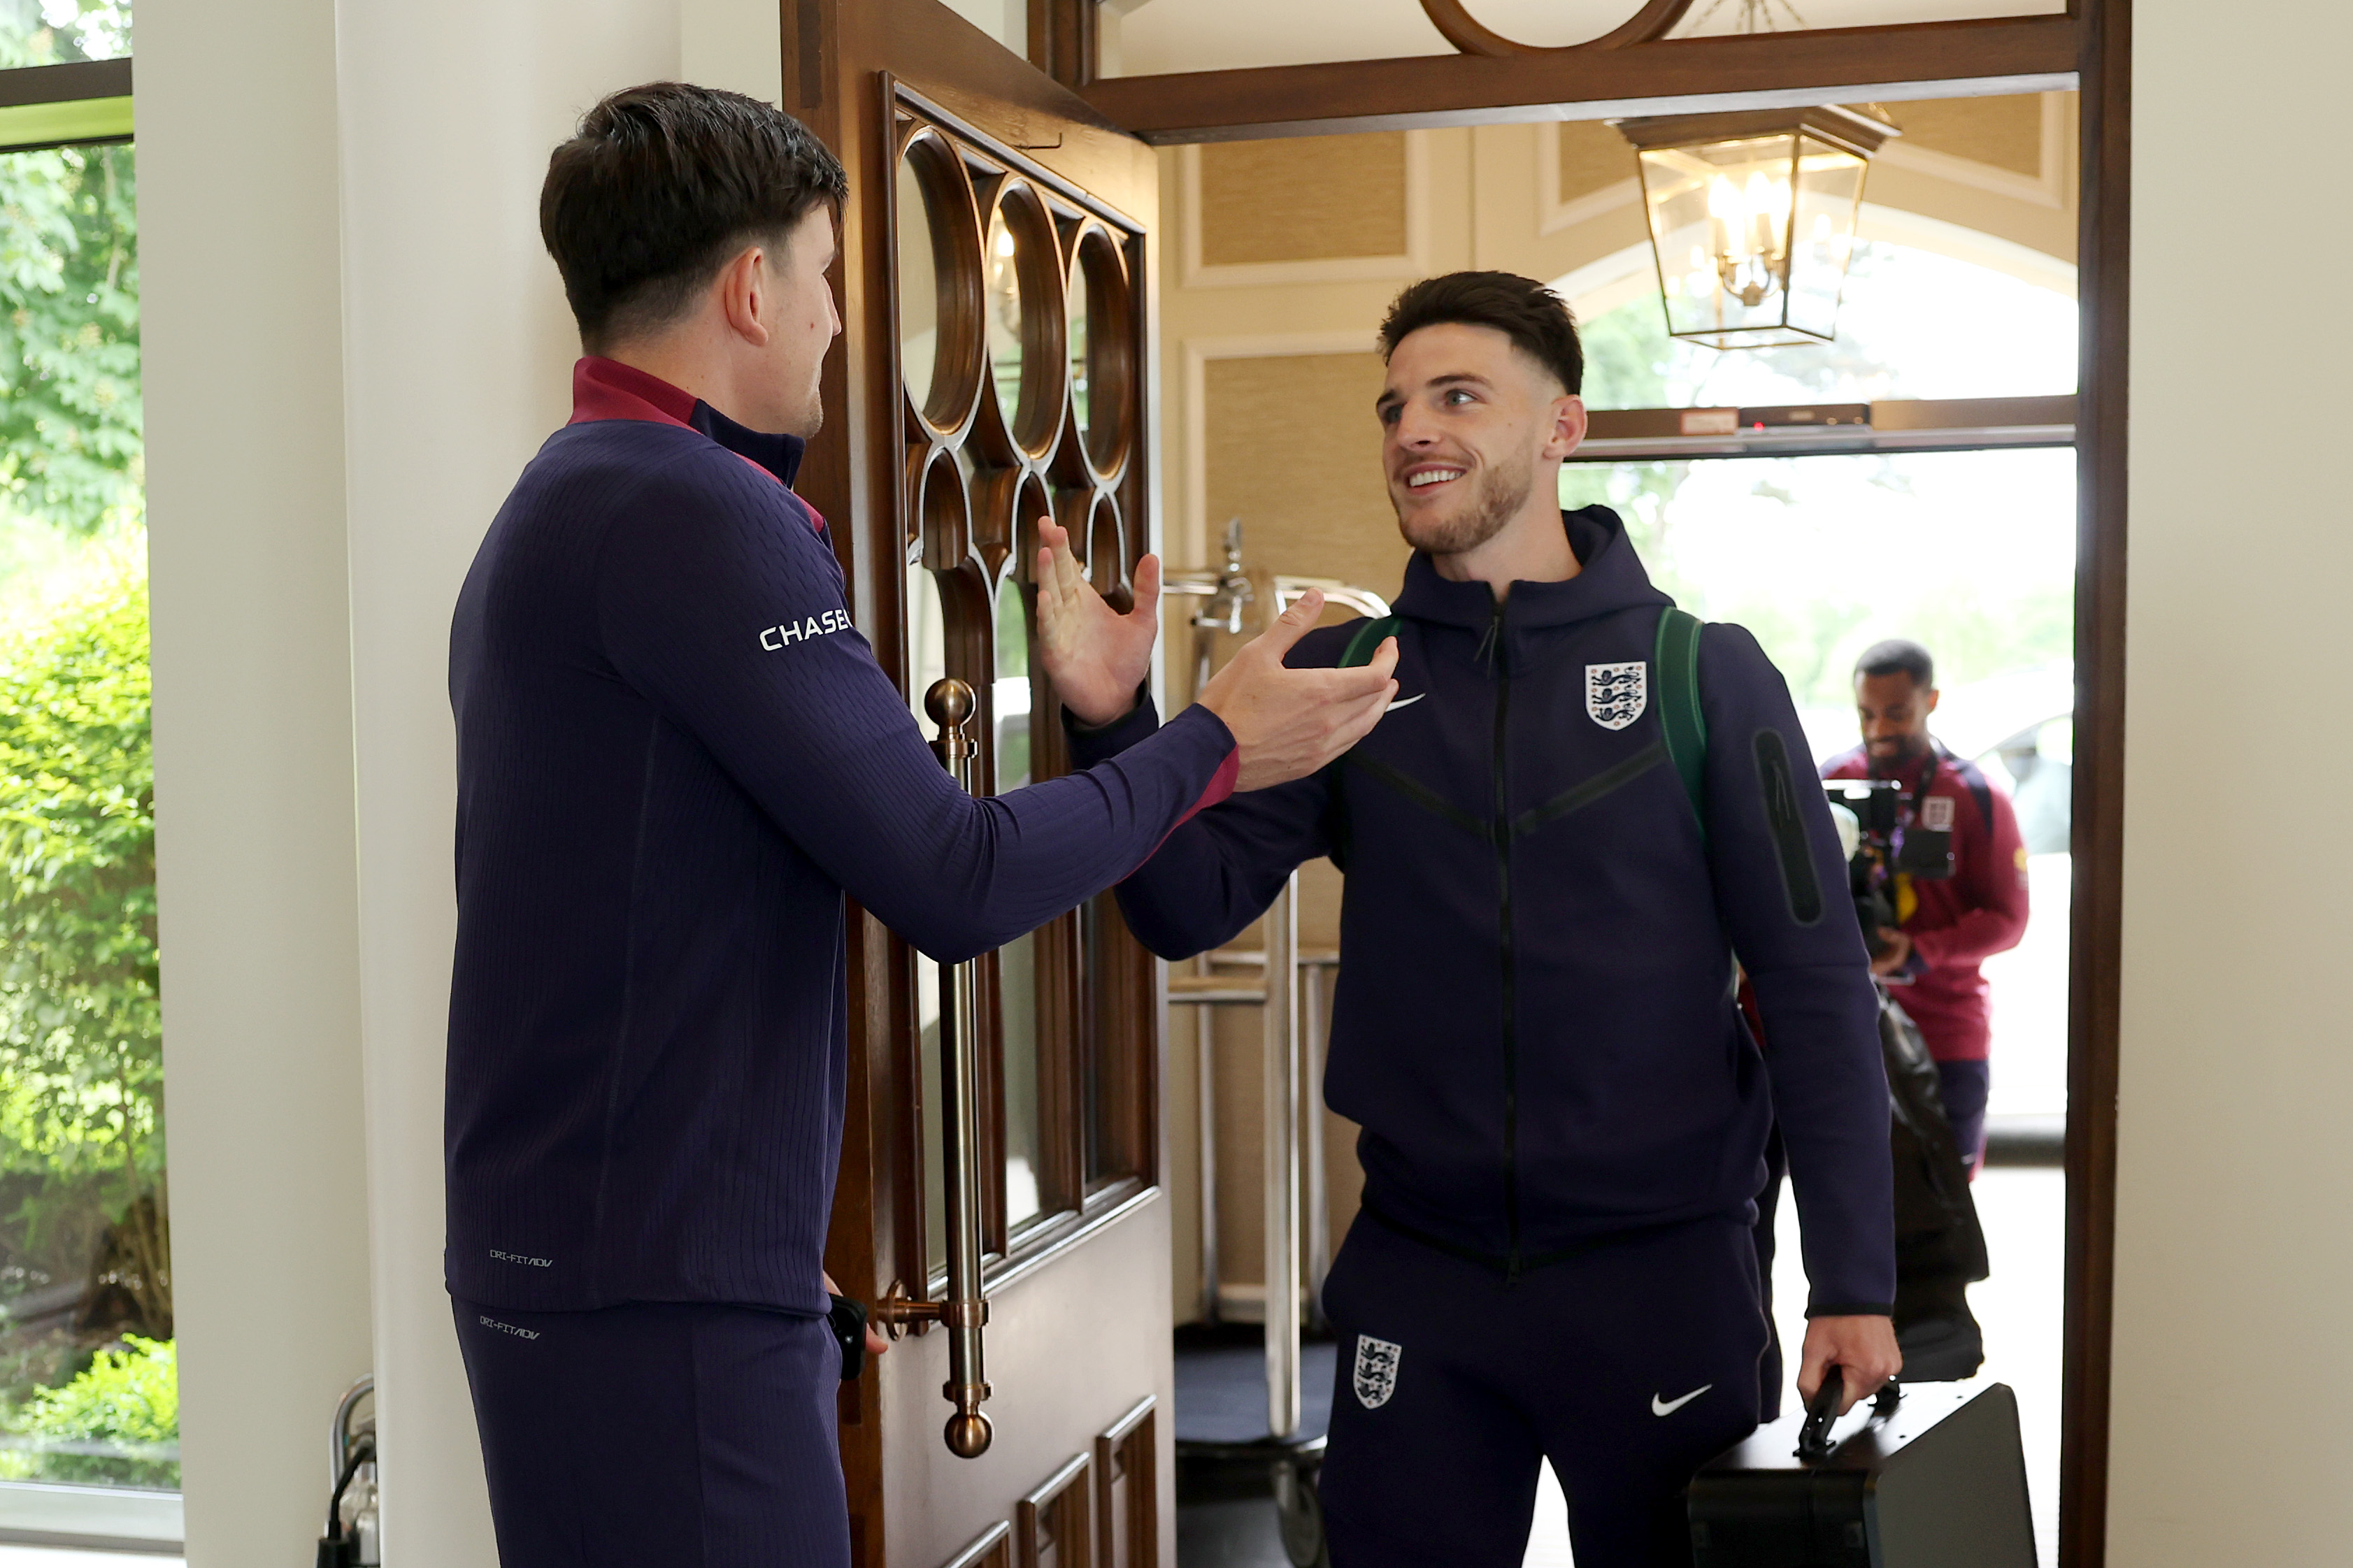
left=984, top=207, right=1025, bottom=428
left=995, top=578, right=1044, bottom=1232
left=897, top=155, right=941, bottom=422
left=908, top=566, right=950, bottom=1275
left=993, top=578, right=1031, bottom=791
left=1066, top=253, right=1091, bottom=444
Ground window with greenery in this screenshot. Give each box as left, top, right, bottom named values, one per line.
left=0, top=127, right=162, bottom=1493
left=1565, top=240, right=2077, bottom=1118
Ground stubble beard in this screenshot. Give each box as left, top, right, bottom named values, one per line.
left=1394, top=459, right=1532, bottom=559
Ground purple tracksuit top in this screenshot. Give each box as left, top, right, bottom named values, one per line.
left=445, top=360, right=1236, bottom=1317
left=1071, top=508, right=1896, bottom=1314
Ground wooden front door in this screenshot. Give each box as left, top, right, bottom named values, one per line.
left=788, top=6, right=1169, bottom=1566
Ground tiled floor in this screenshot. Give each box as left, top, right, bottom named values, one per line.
left=1178, top=1165, right=2068, bottom=1567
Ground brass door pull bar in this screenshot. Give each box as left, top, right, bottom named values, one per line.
left=876, top=678, right=995, bottom=1460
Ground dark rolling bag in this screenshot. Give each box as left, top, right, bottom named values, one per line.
left=1686, top=1372, right=2036, bottom=1567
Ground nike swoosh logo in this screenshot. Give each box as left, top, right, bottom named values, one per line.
left=1652, top=1384, right=1712, bottom=1417
left=1384, top=693, right=1425, bottom=712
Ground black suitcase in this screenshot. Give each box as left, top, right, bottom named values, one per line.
left=1686, top=1373, right=2036, bottom=1567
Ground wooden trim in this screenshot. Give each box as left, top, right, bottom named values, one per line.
left=0, top=57, right=131, bottom=110
left=1029, top=0, right=1096, bottom=90
left=1417, top=0, right=1693, bottom=57
left=1017, top=1451, right=1094, bottom=1568
left=1082, top=15, right=2080, bottom=145
left=941, top=1520, right=1016, bottom=1568
left=2061, top=4, right=2126, bottom=1565
left=1094, top=1397, right=1158, bottom=1568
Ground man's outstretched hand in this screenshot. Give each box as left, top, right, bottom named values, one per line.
left=1035, top=517, right=1161, bottom=727
left=1796, top=1314, right=1901, bottom=1414
left=1199, top=589, right=1396, bottom=791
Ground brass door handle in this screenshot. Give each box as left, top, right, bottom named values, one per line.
left=875, top=678, right=994, bottom=1460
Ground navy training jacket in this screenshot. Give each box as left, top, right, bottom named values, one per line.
left=445, top=359, right=1237, bottom=1318
left=1071, top=508, right=1895, bottom=1312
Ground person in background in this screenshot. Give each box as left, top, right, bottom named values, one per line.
left=1822, top=638, right=2030, bottom=1171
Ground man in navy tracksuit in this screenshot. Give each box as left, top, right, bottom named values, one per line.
left=445, top=86, right=1396, bottom=1568
left=1043, top=273, right=1899, bottom=1567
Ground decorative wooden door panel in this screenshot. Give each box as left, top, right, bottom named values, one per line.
left=785, top=5, right=1171, bottom=1565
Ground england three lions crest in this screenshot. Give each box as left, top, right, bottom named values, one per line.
left=1586, top=661, right=1648, bottom=731
left=1352, top=1335, right=1403, bottom=1409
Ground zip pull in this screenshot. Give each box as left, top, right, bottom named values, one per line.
left=1474, top=600, right=1506, bottom=670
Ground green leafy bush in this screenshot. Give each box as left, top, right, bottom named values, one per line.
left=1, top=1334, right=176, bottom=1488
left=0, top=545, right=164, bottom=1332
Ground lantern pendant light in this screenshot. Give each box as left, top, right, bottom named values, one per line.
left=1616, top=105, right=1896, bottom=351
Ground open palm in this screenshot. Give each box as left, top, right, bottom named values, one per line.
left=1034, top=517, right=1161, bottom=727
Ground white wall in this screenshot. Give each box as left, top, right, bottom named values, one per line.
left=2106, top=1, right=2353, bottom=1561
left=144, top=0, right=785, bottom=1560
left=334, top=1, right=791, bottom=1559
left=138, top=2, right=375, bottom=1562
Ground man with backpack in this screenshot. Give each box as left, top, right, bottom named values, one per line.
left=1036, top=271, right=1898, bottom=1567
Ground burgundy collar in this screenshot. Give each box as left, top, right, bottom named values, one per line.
left=568, top=357, right=820, bottom=533
left=570, top=356, right=699, bottom=428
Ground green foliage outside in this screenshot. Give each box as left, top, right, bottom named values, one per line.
left=0, top=115, right=168, bottom=1490
left=0, top=545, right=162, bottom=1296
left=0, top=1333, right=171, bottom=1488
left=1566, top=292, right=2075, bottom=717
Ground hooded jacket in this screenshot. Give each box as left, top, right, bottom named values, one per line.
left=1069, top=507, right=1895, bottom=1312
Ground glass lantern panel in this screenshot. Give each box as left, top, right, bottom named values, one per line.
left=1785, top=137, right=1868, bottom=341
left=985, top=207, right=1027, bottom=431
left=1640, top=133, right=1806, bottom=347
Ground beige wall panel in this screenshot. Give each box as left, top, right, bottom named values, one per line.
left=1887, top=93, right=2046, bottom=177
left=1559, top=120, right=1636, bottom=205
left=1203, top=354, right=1412, bottom=595
left=1861, top=168, right=2077, bottom=268
left=1200, top=133, right=1410, bottom=267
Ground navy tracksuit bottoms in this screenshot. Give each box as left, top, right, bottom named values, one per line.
left=1318, top=1212, right=1766, bottom=1568
left=453, top=1297, right=849, bottom=1568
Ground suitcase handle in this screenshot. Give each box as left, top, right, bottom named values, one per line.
left=1796, top=1369, right=1903, bottom=1462
left=1796, top=1368, right=1845, bottom=1460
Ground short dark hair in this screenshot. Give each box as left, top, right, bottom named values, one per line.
left=1377, top=271, right=1583, bottom=396
left=1855, top=638, right=1935, bottom=689
left=541, top=82, right=848, bottom=350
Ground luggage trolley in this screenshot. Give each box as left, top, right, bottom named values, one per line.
left=1163, top=524, right=1391, bottom=1568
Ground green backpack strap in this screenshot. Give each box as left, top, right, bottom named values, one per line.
left=1339, top=614, right=1401, bottom=668
left=1654, top=607, right=1708, bottom=833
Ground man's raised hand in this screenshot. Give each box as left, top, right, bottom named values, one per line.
left=1034, top=517, right=1161, bottom=727
left=1199, top=589, right=1397, bottom=791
